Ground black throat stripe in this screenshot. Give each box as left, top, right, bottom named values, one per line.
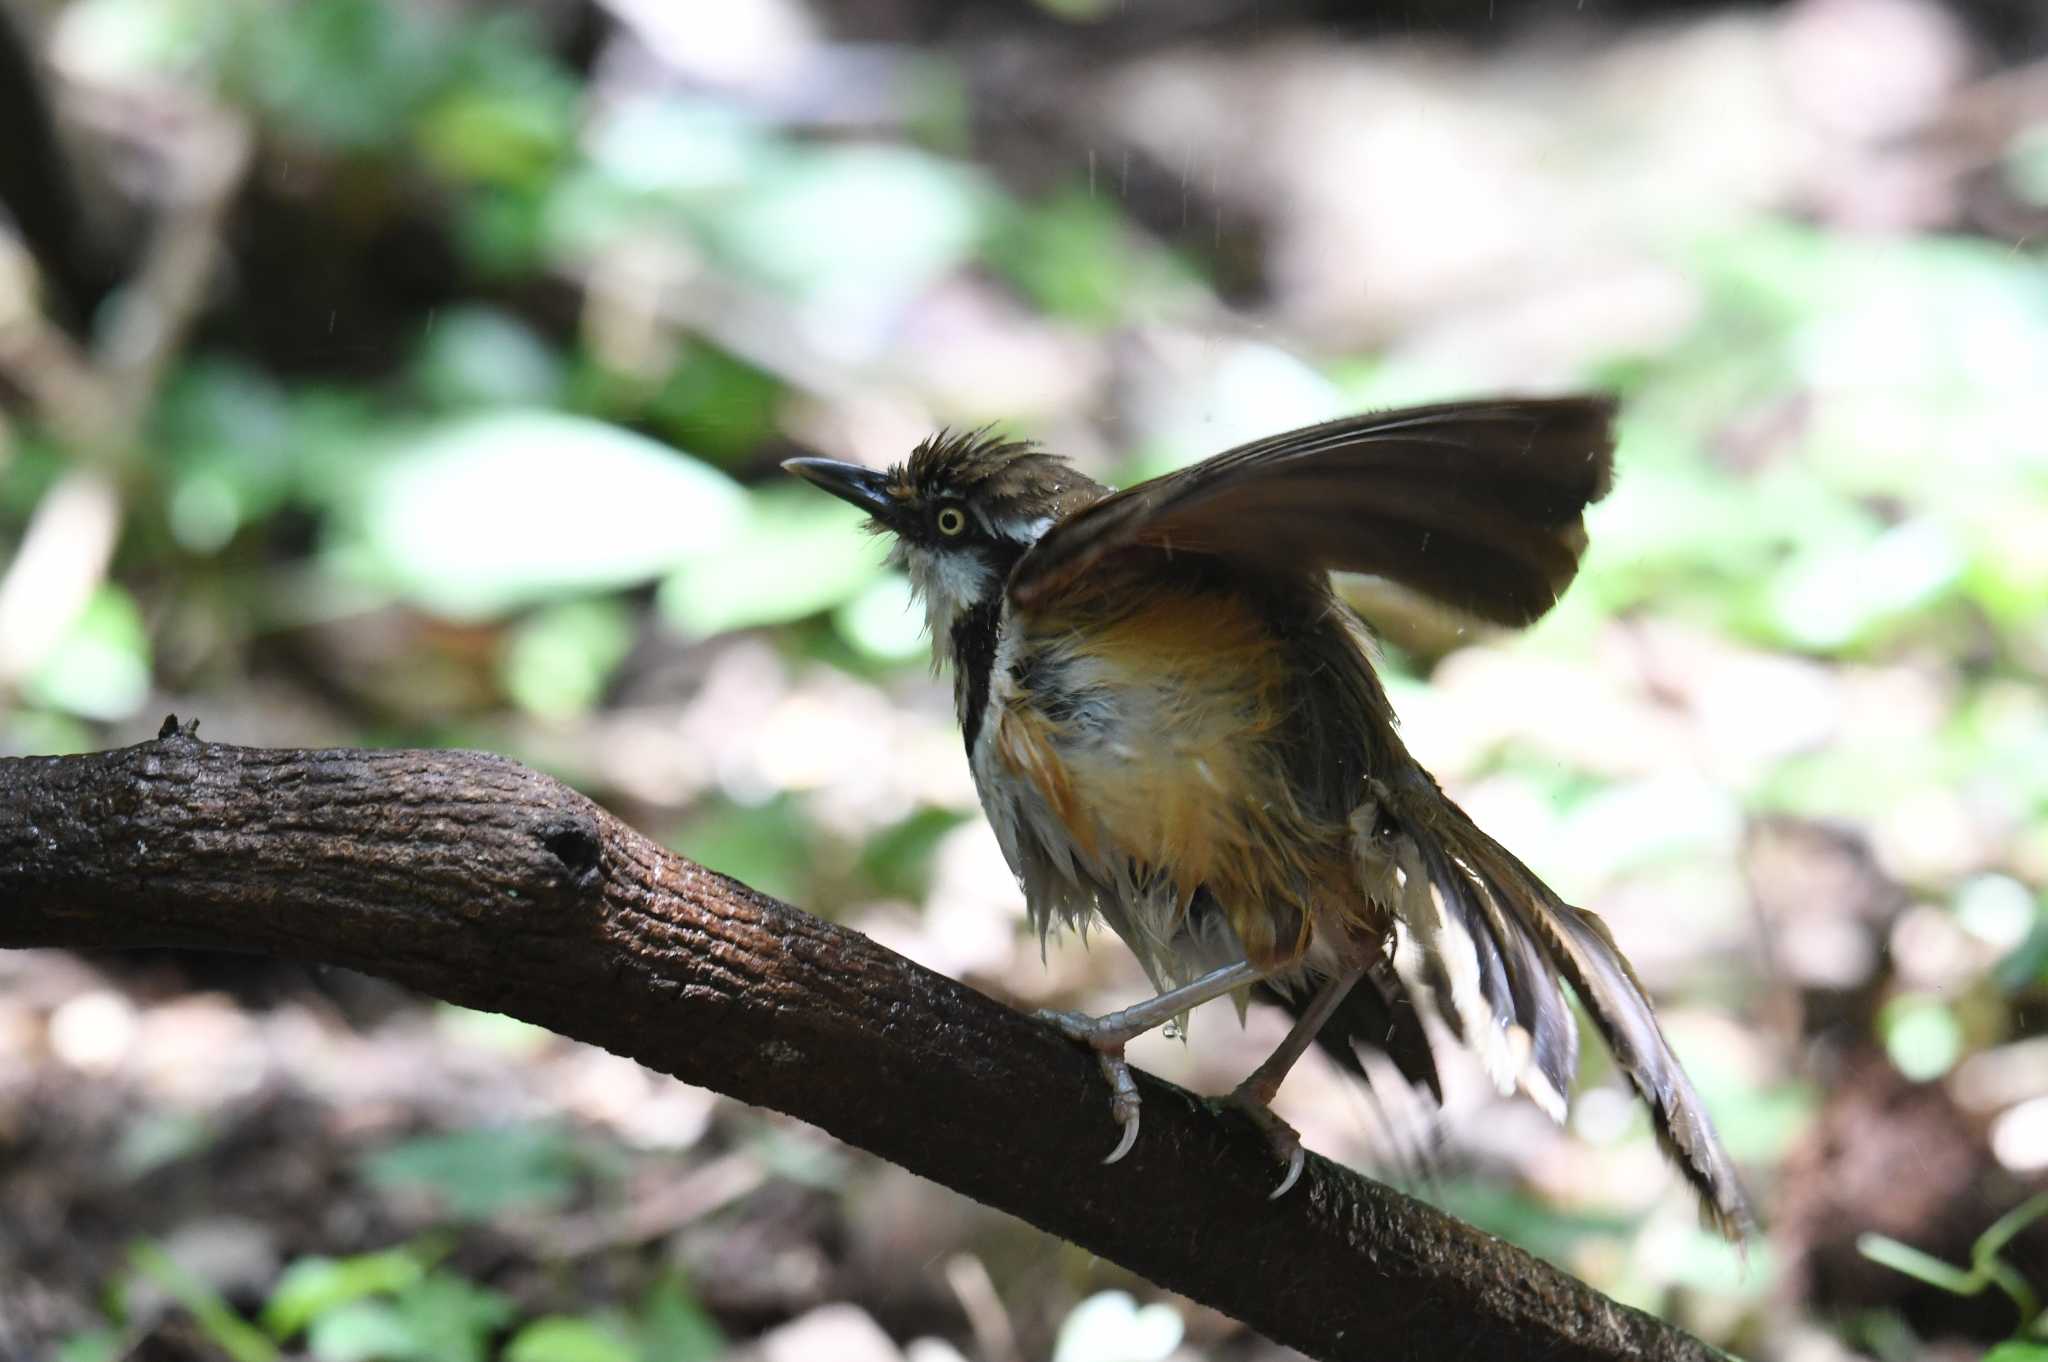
left=947, top=537, right=1031, bottom=760
left=951, top=597, right=1002, bottom=760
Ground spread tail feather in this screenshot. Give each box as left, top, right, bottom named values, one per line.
left=1377, top=782, right=1756, bottom=1241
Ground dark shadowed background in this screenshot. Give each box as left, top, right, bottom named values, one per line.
left=2, top=0, right=2045, bottom=1358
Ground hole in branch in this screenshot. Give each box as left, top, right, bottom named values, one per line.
left=540, top=823, right=602, bottom=887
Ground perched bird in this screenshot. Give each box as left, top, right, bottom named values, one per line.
left=785, top=397, right=1753, bottom=1237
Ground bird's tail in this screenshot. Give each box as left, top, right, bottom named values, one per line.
left=1364, top=779, right=1756, bottom=1241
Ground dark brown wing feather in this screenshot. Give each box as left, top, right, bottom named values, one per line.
left=1010, top=397, right=1617, bottom=627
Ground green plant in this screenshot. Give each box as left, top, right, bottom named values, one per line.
left=1858, top=1193, right=2048, bottom=1344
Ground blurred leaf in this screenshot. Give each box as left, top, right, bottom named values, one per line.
left=25, top=585, right=152, bottom=722
left=2008, top=125, right=2048, bottom=207
left=747, top=1126, right=850, bottom=1189
left=900, top=53, right=973, bottom=152
left=129, top=1239, right=280, bottom=1362
left=361, top=1124, right=580, bottom=1220
left=158, top=358, right=294, bottom=464
left=1985, top=1345, right=2048, bottom=1362
left=1032, top=0, right=1119, bottom=20
left=1130, top=343, right=1346, bottom=484
left=860, top=807, right=965, bottom=899
left=0, top=709, right=95, bottom=758
left=642, top=346, right=783, bottom=466
left=1657, top=1227, right=1777, bottom=1301
left=1957, top=875, right=2041, bottom=955
left=168, top=472, right=244, bottom=554
left=53, top=1328, right=124, bottom=1362
left=302, top=1274, right=512, bottom=1362
left=433, top=1003, right=553, bottom=1056
left=834, top=573, right=926, bottom=663
left=391, top=1273, right=513, bottom=1362
left=417, top=89, right=570, bottom=190
left=412, top=307, right=565, bottom=410
left=687, top=144, right=989, bottom=305
left=1879, top=994, right=1965, bottom=1082
left=0, top=439, right=63, bottom=519
left=1850, top=1309, right=1925, bottom=1361
left=672, top=797, right=810, bottom=905
left=1957, top=497, right=2048, bottom=626
left=157, top=357, right=296, bottom=549
left=500, top=599, right=636, bottom=719
left=1555, top=775, right=1743, bottom=882
left=271, top=389, right=389, bottom=511
left=659, top=487, right=884, bottom=636
left=1755, top=724, right=1958, bottom=823
left=229, top=0, right=448, bottom=149
left=582, top=96, right=769, bottom=199
left=988, top=189, right=1148, bottom=323
left=307, top=1301, right=418, bottom=1362
left=1690, top=225, right=2048, bottom=509
left=505, top=1316, right=637, bottom=1362
left=113, top=1111, right=214, bottom=1181
left=456, top=186, right=553, bottom=276
left=635, top=1275, right=723, bottom=1362
left=1683, top=1078, right=1816, bottom=1166
left=337, top=410, right=745, bottom=620
left=263, top=1248, right=429, bottom=1339
left=1995, top=918, right=2048, bottom=995
left=226, top=0, right=574, bottom=184
left=1766, top=519, right=1965, bottom=653
left=1051, top=1291, right=1184, bottom=1362
left=50, top=0, right=236, bottom=83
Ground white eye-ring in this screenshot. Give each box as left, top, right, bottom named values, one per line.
left=935, top=506, right=968, bottom=537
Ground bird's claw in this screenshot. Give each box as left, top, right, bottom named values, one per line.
left=1215, top=1087, right=1308, bottom=1199
left=1101, top=1053, right=1142, bottom=1164
left=1269, top=1141, right=1307, bottom=1200
left=1035, top=1008, right=1148, bottom=1163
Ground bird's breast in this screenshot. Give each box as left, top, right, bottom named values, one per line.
left=967, top=588, right=1370, bottom=971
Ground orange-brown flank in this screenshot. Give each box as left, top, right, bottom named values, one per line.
left=994, top=584, right=1379, bottom=972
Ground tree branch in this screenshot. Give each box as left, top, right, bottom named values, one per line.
left=0, top=723, right=1721, bottom=1362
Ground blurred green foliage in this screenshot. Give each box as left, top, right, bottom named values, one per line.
left=1861, top=1194, right=2048, bottom=1347
left=126, top=1239, right=283, bottom=1362
left=20, top=0, right=2044, bottom=747
left=361, top=1125, right=585, bottom=1221
left=66, top=1213, right=726, bottom=1362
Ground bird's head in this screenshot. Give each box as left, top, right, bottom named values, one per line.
left=784, top=429, right=1105, bottom=639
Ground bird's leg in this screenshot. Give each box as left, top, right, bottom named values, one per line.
left=1036, top=959, right=1265, bottom=1164
left=1218, top=963, right=1368, bottom=1198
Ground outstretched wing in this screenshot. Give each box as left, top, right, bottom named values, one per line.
left=1008, top=397, right=1616, bottom=627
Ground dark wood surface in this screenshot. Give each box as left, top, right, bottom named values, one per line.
left=0, top=721, right=1722, bottom=1362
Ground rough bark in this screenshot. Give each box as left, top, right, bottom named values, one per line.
left=0, top=721, right=1723, bottom=1362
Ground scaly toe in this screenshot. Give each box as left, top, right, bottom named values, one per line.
left=1100, top=1052, right=1143, bottom=1164
left=1035, top=1007, right=1113, bottom=1047
left=1037, top=1010, right=1149, bottom=1163
left=1216, top=1088, right=1308, bottom=1198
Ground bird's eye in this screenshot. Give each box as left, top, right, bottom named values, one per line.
left=935, top=506, right=968, bottom=537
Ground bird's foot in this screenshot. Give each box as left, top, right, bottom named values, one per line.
left=1035, top=1008, right=1145, bottom=1164
left=1213, top=1084, right=1308, bottom=1199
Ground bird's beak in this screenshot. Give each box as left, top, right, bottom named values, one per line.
left=781, top=457, right=900, bottom=526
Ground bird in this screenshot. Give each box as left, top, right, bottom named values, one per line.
left=784, top=396, right=1754, bottom=1238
